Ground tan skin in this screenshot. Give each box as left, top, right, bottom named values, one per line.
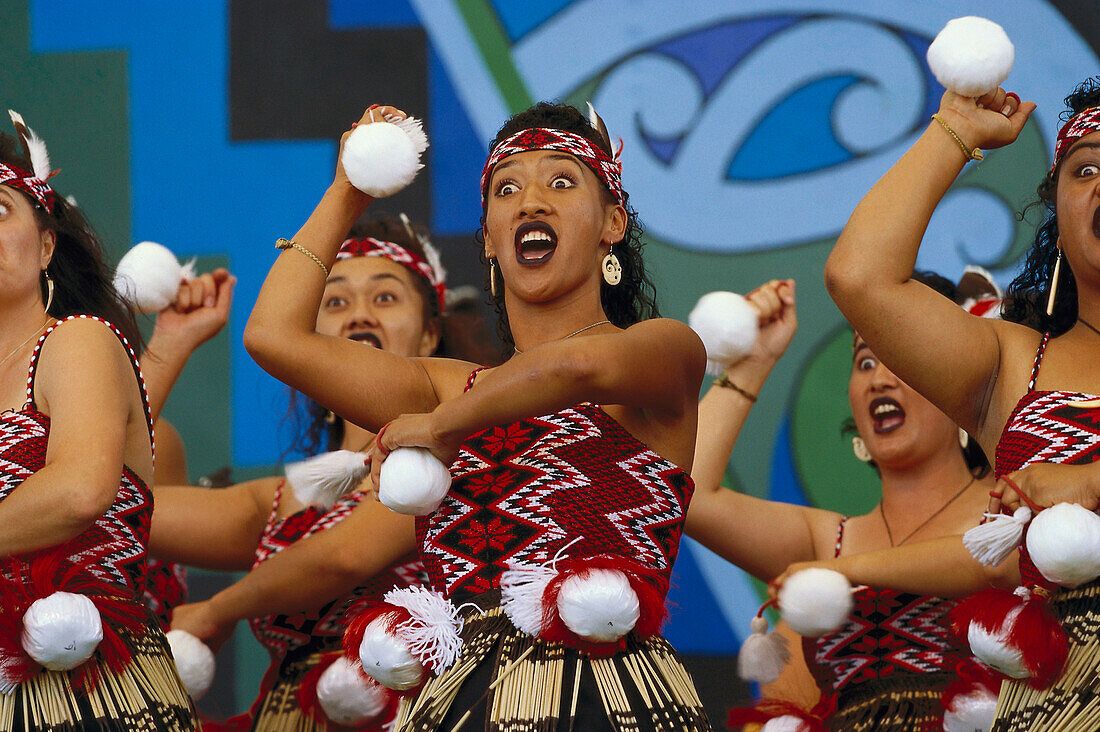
left=243, top=105, right=704, bottom=501
left=0, top=183, right=151, bottom=555
left=144, top=256, right=432, bottom=651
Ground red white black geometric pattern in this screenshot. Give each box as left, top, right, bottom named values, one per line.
left=0, top=162, right=56, bottom=212
left=415, top=402, right=693, bottom=600
left=995, top=389, right=1100, bottom=476
left=1053, top=106, right=1100, bottom=174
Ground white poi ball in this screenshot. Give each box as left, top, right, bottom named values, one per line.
left=926, top=17, right=1014, bottom=98
left=1026, top=502, right=1100, bottom=587
left=688, top=292, right=759, bottom=375
left=967, top=608, right=1029, bottom=678
left=342, top=118, right=428, bottom=198
left=378, top=447, right=452, bottom=516
left=943, top=689, right=998, bottom=732
left=556, top=569, right=640, bottom=643
left=113, top=241, right=188, bottom=314
left=165, top=629, right=216, bottom=699
left=778, top=568, right=853, bottom=638
left=317, top=656, right=389, bottom=726
left=21, top=592, right=103, bottom=670
left=358, top=615, right=425, bottom=691
left=761, top=716, right=808, bottom=732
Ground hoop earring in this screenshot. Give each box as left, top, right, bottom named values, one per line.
left=42, top=270, right=54, bottom=314
left=959, top=427, right=969, bottom=449
left=852, top=436, right=872, bottom=463
left=489, top=259, right=499, bottom=298
left=1045, top=247, right=1063, bottom=317
left=602, top=249, right=622, bottom=286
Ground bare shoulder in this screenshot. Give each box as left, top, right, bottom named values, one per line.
left=624, top=319, right=706, bottom=367
left=37, top=317, right=134, bottom=379
left=417, top=356, right=484, bottom=402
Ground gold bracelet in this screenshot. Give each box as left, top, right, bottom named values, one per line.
left=275, top=238, right=329, bottom=277
left=714, top=374, right=757, bottom=402
left=931, top=114, right=983, bottom=161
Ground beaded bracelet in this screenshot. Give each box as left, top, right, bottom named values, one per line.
left=714, top=374, right=757, bottom=402
left=931, top=114, right=983, bottom=161
left=276, top=238, right=329, bottom=277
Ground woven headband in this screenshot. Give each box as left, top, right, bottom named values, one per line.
left=0, top=162, right=56, bottom=213
left=336, top=237, right=446, bottom=312
left=480, top=127, right=623, bottom=207
left=1052, top=106, right=1100, bottom=175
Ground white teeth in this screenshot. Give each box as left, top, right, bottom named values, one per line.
left=520, top=231, right=553, bottom=244
left=874, top=404, right=900, bottom=416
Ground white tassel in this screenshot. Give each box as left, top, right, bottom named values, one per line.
left=113, top=241, right=194, bottom=314
left=358, top=613, right=426, bottom=690
left=383, top=586, right=463, bottom=671
left=778, top=568, right=853, bottom=638
left=8, top=111, right=51, bottom=180
left=377, top=447, right=452, bottom=516
left=943, top=687, right=998, bottom=732
left=1026, top=502, right=1100, bottom=587
left=317, top=656, right=389, bottom=726
left=688, top=292, right=760, bottom=375
left=399, top=212, right=446, bottom=285
left=926, top=17, right=1014, bottom=98
left=285, top=450, right=369, bottom=509
left=963, top=507, right=1031, bottom=566
left=737, top=615, right=791, bottom=684
left=21, top=592, right=103, bottom=671
left=342, top=116, right=428, bottom=198
left=500, top=563, right=556, bottom=636
left=165, top=629, right=215, bottom=700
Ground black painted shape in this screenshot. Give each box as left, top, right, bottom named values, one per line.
left=230, top=0, right=430, bottom=224
left=1051, top=0, right=1100, bottom=68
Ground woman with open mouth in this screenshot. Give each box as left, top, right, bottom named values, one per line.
left=821, top=78, right=1100, bottom=729
left=145, top=215, right=493, bottom=731
left=244, top=102, right=710, bottom=730
left=687, top=273, right=999, bottom=731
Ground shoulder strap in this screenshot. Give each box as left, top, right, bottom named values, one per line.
left=464, top=367, right=488, bottom=393
left=833, top=516, right=850, bottom=558
left=27, top=315, right=155, bottom=455
left=1027, top=333, right=1051, bottom=392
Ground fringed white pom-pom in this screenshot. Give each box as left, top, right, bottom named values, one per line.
left=358, top=614, right=426, bottom=691
left=342, top=117, right=429, bottom=198
left=113, top=241, right=196, bottom=314
left=377, top=447, right=452, bottom=516
left=688, top=292, right=760, bottom=375
left=1026, top=502, right=1100, bottom=588
left=21, top=592, right=103, bottom=670
left=967, top=605, right=1029, bottom=678
left=761, top=716, right=809, bottom=732
left=500, top=563, right=557, bottom=636
left=737, top=615, right=791, bottom=684
left=926, top=17, right=1014, bottom=98
left=384, top=586, right=463, bottom=672
left=285, top=450, right=369, bottom=509
left=556, top=569, right=640, bottom=643
left=317, top=656, right=389, bottom=726
left=943, top=688, right=998, bottom=732
left=778, top=568, right=853, bottom=638
left=963, top=507, right=1031, bottom=567
left=165, top=629, right=215, bottom=700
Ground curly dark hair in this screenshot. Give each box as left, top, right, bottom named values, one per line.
left=285, top=216, right=498, bottom=457
left=1003, top=77, right=1100, bottom=334
left=0, top=132, right=142, bottom=350
left=477, top=102, right=660, bottom=347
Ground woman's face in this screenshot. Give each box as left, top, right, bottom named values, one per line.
left=0, top=184, right=53, bottom=308
left=482, top=148, right=626, bottom=304
left=849, top=336, right=961, bottom=469
left=1055, top=128, right=1100, bottom=287
left=314, top=256, right=438, bottom=358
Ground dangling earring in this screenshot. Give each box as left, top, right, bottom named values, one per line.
left=1045, top=247, right=1063, bottom=317
left=852, top=436, right=872, bottom=463
left=601, top=247, right=622, bottom=286
left=489, top=258, right=499, bottom=298
left=42, top=270, right=54, bottom=314
left=959, top=427, right=969, bottom=449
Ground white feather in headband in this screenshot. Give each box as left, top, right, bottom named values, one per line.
left=8, top=110, right=51, bottom=181
left=342, top=115, right=429, bottom=198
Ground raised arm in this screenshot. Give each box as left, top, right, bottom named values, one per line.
left=244, top=106, right=461, bottom=431
left=824, top=89, right=1035, bottom=439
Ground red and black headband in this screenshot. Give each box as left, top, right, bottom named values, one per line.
left=336, top=236, right=446, bottom=313
left=2, top=111, right=57, bottom=213
left=1052, top=106, right=1100, bottom=175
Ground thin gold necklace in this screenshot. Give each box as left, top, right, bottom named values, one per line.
left=513, top=319, right=612, bottom=355
left=0, top=316, right=51, bottom=370
left=880, top=475, right=976, bottom=547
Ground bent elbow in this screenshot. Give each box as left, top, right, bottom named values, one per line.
left=69, top=483, right=119, bottom=528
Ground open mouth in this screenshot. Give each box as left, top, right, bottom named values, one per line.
left=869, top=397, right=905, bottom=434
left=514, top=221, right=558, bottom=266
left=1093, top=205, right=1100, bottom=238
left=348, top=331, right=381, bottom=348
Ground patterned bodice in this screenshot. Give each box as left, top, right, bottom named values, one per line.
left=416, top=376, right=694, bottom=600
left=248, top=481, right=425, bottom=661
left=0, top=316, right=154, bottom=596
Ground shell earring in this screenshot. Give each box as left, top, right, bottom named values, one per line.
left=852, top=436, right=872, bottom=463
left=602, top=248, right=622, bottom=286
left=1045, top=247, right=1063, bottom=317
left=43, top=270, right=54, bottom=314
